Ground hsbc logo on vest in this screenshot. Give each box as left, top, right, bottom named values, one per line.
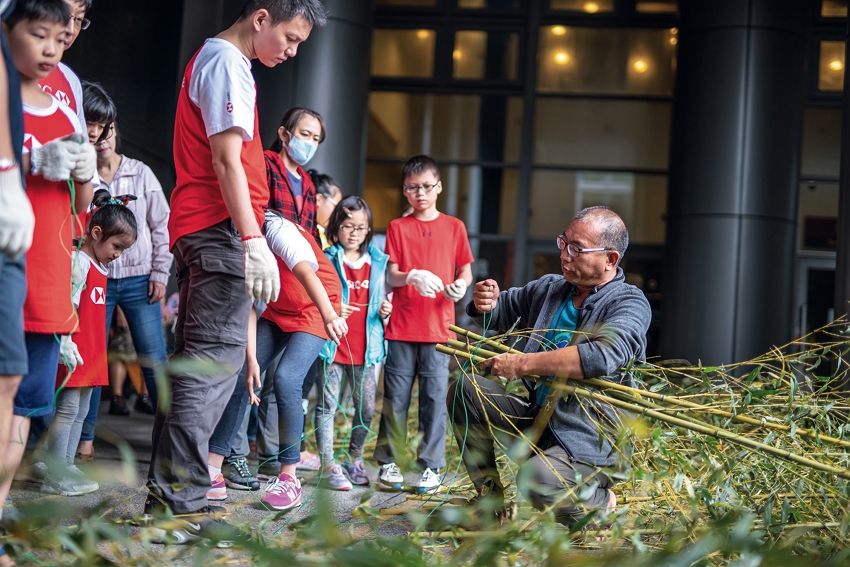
left=40, top=85, right=70, bottom=107
left=90, top=287, right=105, bottom=305
left=347, top=279, right=369, bottom=290
left=226, top=92, right=233, bottom=114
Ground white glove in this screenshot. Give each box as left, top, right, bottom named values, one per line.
left=0, top=167, right=34, bottom=259
left=406, top=269, right=444, bottom=298
left=30, top=133, right=84, bottom=181
left=444, top=279, right=468, bottom=303
left=71, top=141, right=96, bottom=182
left=59, top=335, right=84, bottom=371
left=242, top=237, right=280, bottom=304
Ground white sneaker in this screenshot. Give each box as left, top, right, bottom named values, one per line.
left=415, top=468, right=441, bottom=494
left=378, top=463, right=404, bottom=490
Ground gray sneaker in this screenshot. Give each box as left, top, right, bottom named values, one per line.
left=256, top=460, right=281, bottom=481
left=40, top=469, right=98, bottom=496
left=342, top=458, right=370, bottom=487
left=223, top=457, right=260, bottom=491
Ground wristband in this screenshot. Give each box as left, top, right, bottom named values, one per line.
left=0, top=158, right=17, bottom=172
left=241, top=235, right=265, bottom=242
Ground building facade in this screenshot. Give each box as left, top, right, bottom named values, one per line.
left=66, top=0, right=849, bottom=365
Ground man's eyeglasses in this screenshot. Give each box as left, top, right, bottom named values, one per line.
left=340, top=226, right=370, bottom=235
left=72, top=16, right=91, bottom=30
left=403, top=182, right=439, bottom=195
left=556, top=235, right=613, bottom=257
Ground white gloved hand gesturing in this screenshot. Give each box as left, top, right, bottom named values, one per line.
left=71, top=141, right=96, bottom=182
left=30, top=133, right=85, bottom=181
left=406, top=269, right=444, bottom=298
left=444, top=279, right=468, bottom=303
left=0, top=167, right=34, bottom=260
left=59, top=335, right=84, bottom=371
left=242, top=237, right=281, bottom=304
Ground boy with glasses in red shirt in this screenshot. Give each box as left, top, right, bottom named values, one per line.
left=374, top=154, right=474, bottom=493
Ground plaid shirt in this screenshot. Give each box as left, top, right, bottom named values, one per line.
left=264, top=150, right=320, bottom=244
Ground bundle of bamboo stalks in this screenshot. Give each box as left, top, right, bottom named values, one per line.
left=432, top=323, right=850, bottom=550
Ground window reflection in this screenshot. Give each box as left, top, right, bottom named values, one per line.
left=367, top=92, right=523, bottom=162
left=529, top=170, right=667, bottom=243
left=799, top=182, right=838, bottom=250
left=371, top=29, right=436, bottom=78
left=459, top=0, right=521, bottom=7
left=365, top=162, right=518, bottom=237
left=538, top=26, right=677, bottom=95
left=376, top=0, right=437, bottom=5
left=534, top=98, right=671, bottom=169
left=453, top=31, right=519, bottom=80
left=818, top=41, right=845, bottom=92
left=822, top=0, right=848, bottom=17
left=635, top=0, right=677, bottom=13
left=550, top=0, right=614, bottom=12
left=801, top=108, right=841, bottom=178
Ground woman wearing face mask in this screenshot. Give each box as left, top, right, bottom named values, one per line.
left=265, top=108, right=339, bottom=248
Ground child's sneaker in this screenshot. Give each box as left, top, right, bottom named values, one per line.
left=415, top=468, right=442, bottom=494
left=256, top=460, right=281, bottom=481
left=342, top=458, right=370, bottom=487
left=40, top=469, right=98, bottom=496
left=296, top=451, right=321, bottom=471
left=320, top=464, right=352, bottom=491
left=207, top=473, right=227, bottom=501
left=261, top=473, right=302, bottom=511
left=378, top=462, right=404, bottom=490
left=223, top=457, right=260, bottom=491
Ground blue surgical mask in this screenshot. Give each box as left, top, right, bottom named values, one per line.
left=285, top=131, right=318, bottom=166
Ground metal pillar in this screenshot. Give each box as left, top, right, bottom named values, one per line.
left=834, top=18, right=850, bottom=328
left=254, top=0, right=373, bottom=195
left=661, top=0, right=807, bottom=365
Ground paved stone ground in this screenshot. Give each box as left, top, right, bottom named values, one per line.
left=7, top=399, right=465, bottom=563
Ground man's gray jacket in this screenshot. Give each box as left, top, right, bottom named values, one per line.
left=466, top=268, right=651, bottom=467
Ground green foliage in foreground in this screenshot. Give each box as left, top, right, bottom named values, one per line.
left=5, top=323, right=850, bottom=565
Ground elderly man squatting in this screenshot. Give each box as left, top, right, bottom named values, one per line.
left=447, top=205, right=651, bottom=526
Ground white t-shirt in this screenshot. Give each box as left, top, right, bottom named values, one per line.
left=264, top=212, right=318, bottom=272
left=190, top=38, right=257, bottom=141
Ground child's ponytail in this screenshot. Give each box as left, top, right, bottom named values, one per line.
left=89, top=189, right=138, bottom=241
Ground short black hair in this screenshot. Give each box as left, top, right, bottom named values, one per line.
left=326, top=195, right=373, bottom=255
left=240, top=0, right=327, bottom=27
left=270, top=107, right=326, bottom=153
left=89, top=189, right=137, bottom=242
left=306, top=169, right=339, bottom=199
left=573, top=206, right=629, bottom=259
left=402, top=154, right=440, bottom=185
left=6, top=0, right=70, bottom=30
left=81, top=81, right=117, bottom=125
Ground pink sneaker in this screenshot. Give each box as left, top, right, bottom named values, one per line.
left=296, top=451, right=321, bottom=471
left=261, top=472, right=302, bottom=511
left=207, top=473, right=227, bottom=501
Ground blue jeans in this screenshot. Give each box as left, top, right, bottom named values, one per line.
left=208, top=318, right=325, bottom=465
left=80, top=275, right=167, bottom=441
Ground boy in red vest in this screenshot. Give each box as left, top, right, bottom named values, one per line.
left=146, top=0, right=326, bottom=546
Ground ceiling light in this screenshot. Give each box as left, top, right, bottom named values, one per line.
left=584, top=2, right=600, bottom=13
left=830, top=59, right=844, bottom=71
left=453, top=49, right=462, bottom=61
left=669, top=37, right=678, bottom=45
left=633, top=59, right=648, bottom=73
left=554, top=51, right=570, bottom=65
left=551, top=25, right=567, bottom=36
left=670, top=27, right=678, bottom=35
left=416, top=30, right=430, bottom=39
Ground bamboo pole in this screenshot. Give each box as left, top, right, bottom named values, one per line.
left=437, top=345, right=850, bottom=480
left=446, top=333, right=850, bottom=448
